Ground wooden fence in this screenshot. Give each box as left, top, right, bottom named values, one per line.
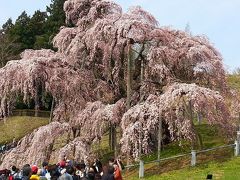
left=124, top=131, right=240, bottom=179
left=11, top=109, right=50, bottom=117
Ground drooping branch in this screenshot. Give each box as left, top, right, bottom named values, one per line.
left=121, top=83, right=233, bottom=158
left=0, top=122, right=70, bottom=169
left=0, top=0, right=233, bottom=166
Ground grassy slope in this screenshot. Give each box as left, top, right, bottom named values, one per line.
left=127, top=157, right=240, bottom=180
left=0, top=116, right=49, bottom=144
left=123, top=75, right=240, bottom=179
left=227, top=74, right=240, bottom=90
left=122, top=123, right=234, bottom=179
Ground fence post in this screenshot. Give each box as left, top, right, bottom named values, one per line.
left=191, top=150, right=196, bottom=166
left=139, top=160, right=144, bottom=178
left=235, top=131, right=240, bottom=156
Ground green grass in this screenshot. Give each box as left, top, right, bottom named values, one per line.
left=0, top=115, right=236, bottom=179
left=122, top=123, right=234, bottom=179
left=0, top=116, right=49, bottom=144
left=227, top=75, right=240, bottom=90
left=139, top=123, right=230, bottom=163
left=126, top=157, right=240, bottom=180
left=124, top=147, right=234, bottom=179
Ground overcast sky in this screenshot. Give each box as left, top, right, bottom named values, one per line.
left=0, top=0, right=239, bottom=72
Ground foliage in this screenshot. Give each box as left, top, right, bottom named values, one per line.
left=0, top=121, right=70, bottom=168
left=0, top=0, right=66, bottom=57
left=0, top=31, right=19, bottom=67
left=46, top=0, right=67, bottom=34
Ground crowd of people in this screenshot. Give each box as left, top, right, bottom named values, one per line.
left=0, top=141, right=18, bottom=154
left=0, top=138, right=18, bottom=154
left=0, top=157, right=124, bottom=180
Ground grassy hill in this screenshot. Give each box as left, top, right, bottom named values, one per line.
left=227, top=74, right=240, bottom=90
left=126, top=157, right=240, bottom=180
left=0, top=116, right=49, bottom=145
left=121, top=123, right=234, bottom=179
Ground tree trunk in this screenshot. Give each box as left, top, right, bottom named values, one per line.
left=157, top=117, right=162, bottom=162
left=46, top=141, right=54, bottom=162
left=189, top=101, right=203, bottom=149
left=34, top=93, right=40, bottom=117
left=66, top=130, right=71, bottom=144
left=109, top=125, right=112, bottom=150
left=126, top=136, right=130, bottom=171
left=139, top=123, right=142, bottom=161
left=112, top=126, right=117, bottom=158
left=127, top=42, right=133, bottom=110
left=98, top=138, right=101, bottom=157
left=109, top=124, right=117, bottom=153
left=197, top=112, right=202, bottom=125
left=49, top=98, right=55, bottom=123
left=126, top=41, right=133, bottom=168
left=140, top=58, right=145, bottom=102
left=73, top=145, right=76, bottom=158
left=238, top=112, right=240, bottom=131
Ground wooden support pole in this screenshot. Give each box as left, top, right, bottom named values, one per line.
left=139, top=123, right=142, bottom=161
left=157, top=117, right=162, bottom=162
left=140, top=58, right=144, bottom=102
left=34, top=97, right=40, bottom=117
left=109, top=125, right=112, bottom=150
left=49, top=98, right=54, bottom=124
left=197, top=112, right=202, bottom=125
left=127, top=41, right=132, bottom=110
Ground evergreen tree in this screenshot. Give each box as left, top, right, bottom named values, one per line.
left=0, top=31, right=19, bottom=67
left=45, top=0, right=66, bottom=42
left=29, top=10, right=49, bottom=49
left=2, top=18, right=14, bottom=33
left=8, top=11, right=33, bottom=50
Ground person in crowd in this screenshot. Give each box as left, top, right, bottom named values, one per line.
left=78, top=162, right=87, bottom=179
left=22, top=164, right=32, bottom=180
left=0, top=169, right=10, bottom=180
left=113, top=164, right=122, bottom=180
left=59, top=165, right=73, bottom=180
left=84, top=161, right=91, bottom=175
left=87, top=167, right=95, bottom=180
left=65, top=165, right=79, bottom=180
left=108, top=158, right=123, bottom=180
left=0, top=156, right=124, bottom=180
left=40, top=162, right=49, bottom=177
left=30, top=165, right=40, bottom=180
left=66, top=160, right=74, bottom=167
left=9, top=166, right=21, bottom=180
left=48, top=164, right=60, bottom=180
left=101, top=166, right=114, bottom=180
left=9, top=165, right=17, bottom=180
left=59, top=160, right=67, bottom=175
left=93, top=159, right=103, bottom=175
left=14, top=168, right=22, bottom=180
